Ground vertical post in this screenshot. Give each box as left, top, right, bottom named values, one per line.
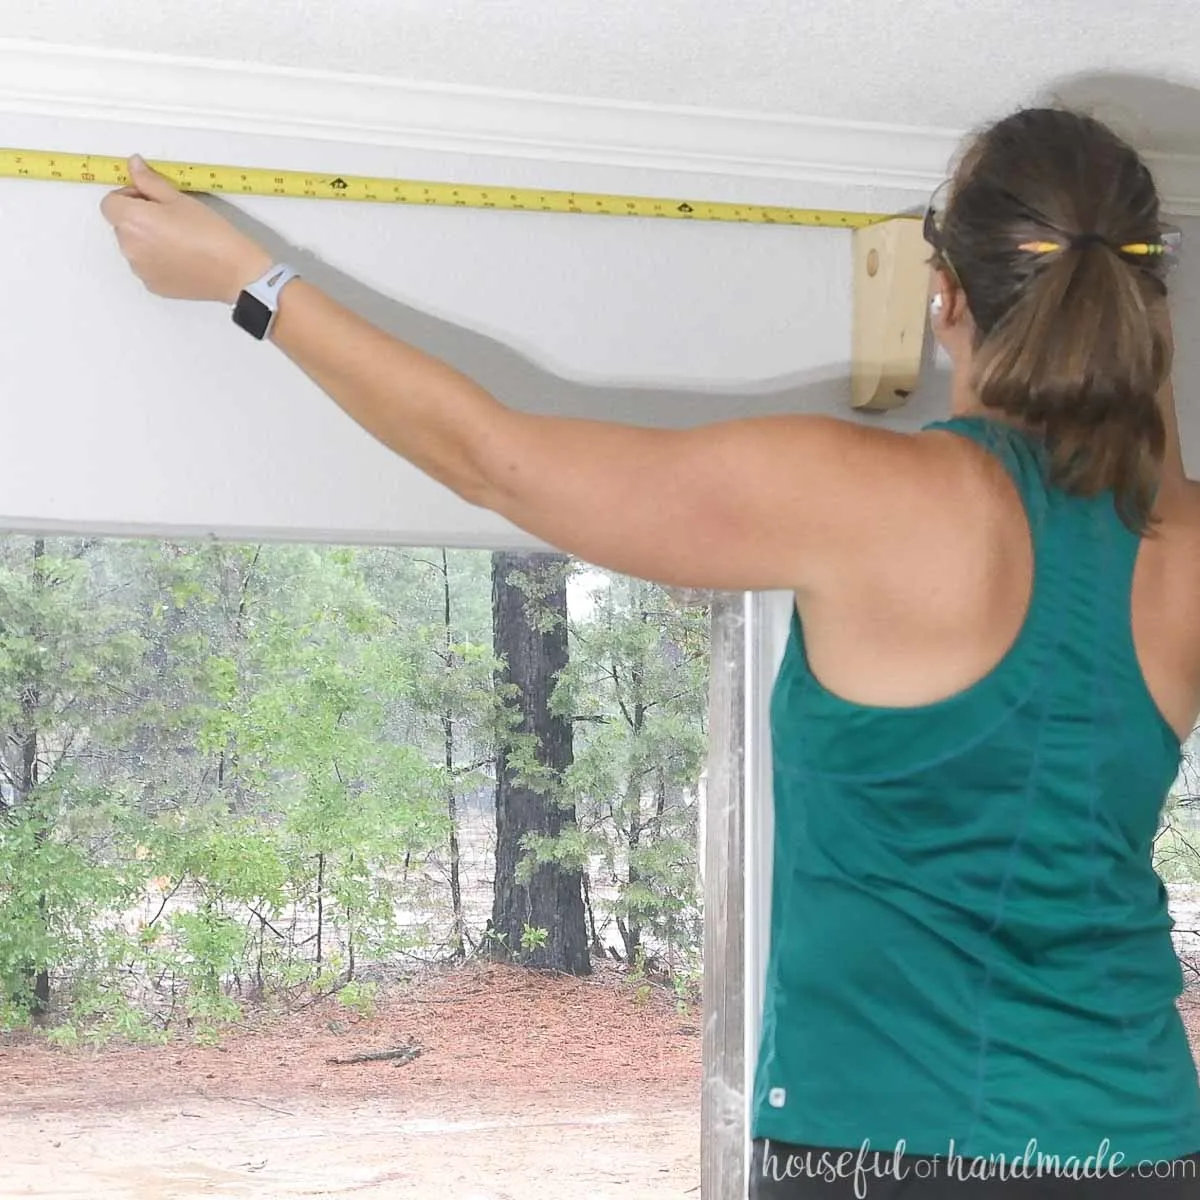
left=702, top=591, right=746, bottom=1199
left=850, top=216, right=929, bottom=412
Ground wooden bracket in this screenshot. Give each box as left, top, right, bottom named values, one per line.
left=850, top=217, right=929, bottom=411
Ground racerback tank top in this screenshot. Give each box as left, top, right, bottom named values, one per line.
left=751, top=415, right=1200, bottom=1165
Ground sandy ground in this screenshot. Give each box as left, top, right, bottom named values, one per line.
left=0, top=1097, right=699, bottom=1199
left=6, top=957, right=1199, bottom=1200
left=0, top=962, right=702, bottom=1200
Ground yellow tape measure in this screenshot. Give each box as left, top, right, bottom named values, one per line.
left=0, top=146, right=895, bottom=229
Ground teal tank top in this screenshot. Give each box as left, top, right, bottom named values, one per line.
left=751, top=415, right=1200, bottom=1165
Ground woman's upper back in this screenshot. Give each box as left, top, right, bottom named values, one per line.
left=796, top=415, right=1200, bottom=746
left=788, top=413, right=1193, bottom=800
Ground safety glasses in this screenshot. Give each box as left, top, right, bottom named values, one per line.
left=922, top=181, right=961, bottom=286
left=922, top=180, right=953, bottom=257
left=922, top=179, right=1182, bottom=270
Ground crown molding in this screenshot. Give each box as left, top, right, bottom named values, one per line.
left=0, top=39, right=955, bottom=194
left=1, top=39, right=1199, bottom=213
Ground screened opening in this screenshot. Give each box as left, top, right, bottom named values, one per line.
left=0, top=534, right=743, bottom=1199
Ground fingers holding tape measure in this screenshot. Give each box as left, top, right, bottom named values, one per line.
left=125, top=155, right=182, bottom=203
left=101, top=155, right=272, bottom=303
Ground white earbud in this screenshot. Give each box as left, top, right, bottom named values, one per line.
left=930, top=293, right=945, bottom=316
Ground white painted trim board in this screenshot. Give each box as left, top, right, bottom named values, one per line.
left=4, top=39, right=1200, bottom=212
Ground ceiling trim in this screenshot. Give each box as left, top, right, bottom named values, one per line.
left=0, top=40, right=956, bottom=192
left=3, top=39, right=1200, bottom=213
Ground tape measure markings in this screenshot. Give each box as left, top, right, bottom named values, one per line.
left=0, top=147, right=908, bottom=229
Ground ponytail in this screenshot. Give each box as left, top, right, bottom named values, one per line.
left=971, top=241, right=1169, bottom=530
left=939, top=108, right=1173, bottom=532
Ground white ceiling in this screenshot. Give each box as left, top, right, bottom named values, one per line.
left=11, top=0, right=1200, bottom=147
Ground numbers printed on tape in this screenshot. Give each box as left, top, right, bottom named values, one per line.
left=0, top=146, right=897, bottom=229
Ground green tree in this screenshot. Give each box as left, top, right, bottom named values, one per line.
left=556, top=573, right=708, bottom=973
left=135, top=542, right=450, bottom=1021
left=490, top=552, right=589, bottom=974
left=0, top=537, right=147, bottom=1024
left=360, top=549, right=498, bottom=958
left=0, top=532, right=714, bottom=1038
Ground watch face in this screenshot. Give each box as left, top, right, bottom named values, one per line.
left=232, top=292, right=273, bottom=340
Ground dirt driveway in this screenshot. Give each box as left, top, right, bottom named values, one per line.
left=1, top=1095, right=698, bottom=1199
left=0, top=963, right=702, bottom=1200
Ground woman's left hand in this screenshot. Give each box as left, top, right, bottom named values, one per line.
left=100, top=156, right=272, bottom=304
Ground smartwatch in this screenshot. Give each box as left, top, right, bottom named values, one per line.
left=231, top=264, right=300, bottom=340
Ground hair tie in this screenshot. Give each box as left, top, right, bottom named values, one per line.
left=1117, top=241, right=1169, bottom=258
left=1017, top=232, right=1177, bottom=260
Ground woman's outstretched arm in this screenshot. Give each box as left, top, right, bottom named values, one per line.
left=100, top=157, right=938, bottom=590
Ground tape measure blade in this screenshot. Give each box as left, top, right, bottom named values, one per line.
left=0, top=146, right=892, bottom=228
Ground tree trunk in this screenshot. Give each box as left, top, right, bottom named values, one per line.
left=617, top=781, right=644, bottom=964
left=17, top=539, right=52, bottom=1023
left=315, top=851, right=325, bottom=966
left=490, top=552, right=589, bottom=975
left=441, top=550, right=466, bottom=959
left=581, top=873, right=605, bottom=956
left=445, top=713, right=465, bottom=958
left=215, top=546, right=260, bottom=804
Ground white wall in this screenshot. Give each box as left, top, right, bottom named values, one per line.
left=5, top=115, right=1196, bottom=547
left=7, top=107, right=1192, bottom=553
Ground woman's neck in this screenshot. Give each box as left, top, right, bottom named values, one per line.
left=948, top=368, right=986, bottom=418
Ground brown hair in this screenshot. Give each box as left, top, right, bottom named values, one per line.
left=936, top=108, right=1171, bottom=529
